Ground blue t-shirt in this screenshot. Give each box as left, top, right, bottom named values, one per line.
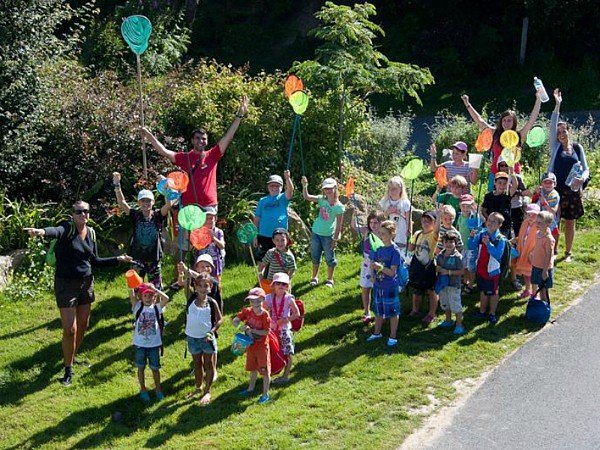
left=370, top=243, right=403, bottom=291
left=255, top=193, right=290, bottom=238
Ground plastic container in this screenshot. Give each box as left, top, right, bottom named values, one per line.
left=231, top=332, right=254, bottom=356
left=125, top=269, right=143, bottom=289
left=533, top=77, right=549, bottom=103
left=566, top=161, right=584, bottom=191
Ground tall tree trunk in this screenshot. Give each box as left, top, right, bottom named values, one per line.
left=337, top=83, right=345, bottom=179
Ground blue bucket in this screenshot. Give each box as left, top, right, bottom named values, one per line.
left=231, top=332, right=253, bottom=356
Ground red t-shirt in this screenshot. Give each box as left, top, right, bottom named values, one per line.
left=236, top=307, right=271, bottom=347
left=174, top=145, right=222, bottom=207
left=490, top=139, right=521, bottom=174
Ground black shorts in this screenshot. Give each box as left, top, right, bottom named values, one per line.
left=54, top=275, right=95, bottom=309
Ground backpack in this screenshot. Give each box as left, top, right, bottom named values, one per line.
left=134, top=304, right=165, bottom=356
left=525, top=283, right=551, bottom=325
left=291, top=298, right=304, bottom=332
left=490, top=234, right=512, bottom=279
left=46, top=222, right=96, bottom=267
left=268, top=329, right=288, bottom=375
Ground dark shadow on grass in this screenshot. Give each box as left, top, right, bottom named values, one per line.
left=0, top=317, right=61, bottom=340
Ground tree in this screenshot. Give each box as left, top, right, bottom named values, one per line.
left=292, top=1, right=434, bottom=177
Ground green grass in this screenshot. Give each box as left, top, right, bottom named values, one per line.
left=1, top=231, right=600, bottom=449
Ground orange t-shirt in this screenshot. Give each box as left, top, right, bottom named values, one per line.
left=236, top=307, right=271, bottom=347
left=529, top=231, right=555, bottom=270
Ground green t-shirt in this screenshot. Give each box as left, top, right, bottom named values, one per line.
left=437, top=192, right=460, bottom=226
left=457, top=215, right=470, bottom=249
left=311, top=196, right=345, bottom=237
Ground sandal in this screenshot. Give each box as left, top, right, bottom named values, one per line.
left=325, top=280, right=334, bottom=288
left=564, top=252, right=572, bottom=263
left=309, top=278, right=318, bottom=286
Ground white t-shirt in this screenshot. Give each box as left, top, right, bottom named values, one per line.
left=265, top=293, right=294, bottom=331
left=379, top=198, right=411, bottom=245
left=185, top=300, right=212, bottom=338
left=132, top=302, right=163, bottom=348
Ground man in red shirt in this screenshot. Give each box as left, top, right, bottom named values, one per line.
left=141, top=95, right=249, bottom=209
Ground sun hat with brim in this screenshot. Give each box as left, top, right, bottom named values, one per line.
left=322, top=178, right=337, bottom=189
left=271, top=272, right=290, bottom=286
left=267, top=175, right=283, bottom=186
left=138, top=189, right=155, bottom=201
left=195, top=254, right=215, bottom=268
left=245, top=287, right=266, bottom=300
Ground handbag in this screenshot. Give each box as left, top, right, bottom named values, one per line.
left=525, top=282, right=551, bottom=325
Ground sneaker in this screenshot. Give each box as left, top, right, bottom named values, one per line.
left=257, top=394, right=271, bottom=404
left=564, top=252, right=572, bottom=263
left=156, top=391, right=165, bottom=401
left=309, top=278, right=318, bottom=286
left=386, top=338, right=398, bottom=347
left=59, top=374, right=72, bottom=386
left=472, top=311, right=488, bottom=320
left=325, top=280, right=334, bottom=288
left=366, top=333, right=383, bottom=342
left=438, top=320, right=455, bottom=328
left=488, top=314, right=498, bottom=325
left=139, top=391, right=151, bottom=402
left=453, top=325, right=466, bottom=335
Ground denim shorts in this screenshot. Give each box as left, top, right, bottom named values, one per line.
left=134, top=345, right=161, bottom=370
left=531, top=267, right=553, bottom=288
left=311, top=233, right=336, bottom=267
left=187, top=336, right=217, bottom=355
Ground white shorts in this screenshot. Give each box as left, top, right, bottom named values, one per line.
left=439, top=286, right=462, bottom=314
left=359, top=254, right=374, bottom=289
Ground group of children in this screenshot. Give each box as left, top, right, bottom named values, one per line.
left=118, top=143, right=562, bottom=403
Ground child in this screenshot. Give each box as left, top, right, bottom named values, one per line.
left=433, top=175, right=469, bottom=225
left=529, top=211, right=556, bottom=302
left=457, top=194, right=478, bottom=293
left=531, top=172, right=560, bottom=250
left=512, top=204, right=540, bottom=299
left=469, top=212, right=507, bottom=324
left=482, top=171, right=517, bottom=238
left=196, top=206, right=225, bottom=282
left=264, top=272, right=300, bottom=384
left=258, top=228, right=297, bottom=288
left=366, top=220, right=404, bottom=347
left=130, top=283, right=170, bottom=402
left=435, top=204, right=464, bottom=254
left=178, top=254, right=223, bottom=315
left=379, top=176, right=412, bottom=249
left=185, top=272, right=223, bottom=405
left=233, top=287, right=272, bottom=404
left=253, top=171, right=294, bottom=260
left=113, top=172, right=171, bottom=289
left=351, top=209, right=385, bottom=323
left=407, top=211, right=439, bottom=327
left=429, top=142, right=478, bottom=189
left=436, top=232, right=465, bottom=334
left=497, top=158, right=530, bottom=239
left=301, top=176, right=345, bottom=287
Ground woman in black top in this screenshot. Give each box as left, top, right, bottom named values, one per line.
left=25, top=201, right=132, bottom=385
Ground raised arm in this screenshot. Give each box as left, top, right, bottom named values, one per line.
left=519, top=91, right=542, bottom=140
left=112, top=172, right=131, bottom=215
left=429, top=143, right=440, bottom=172
left=141, top=127, right=176, bottom=164
left=218, top=95, right=249, bottom=155
left=283, top=169, right=294, bottom=200
left=461, top=95, right=492, bottom=131
left=301, top=176, right=319, bottom=202
left=548, top=89, right=561, bottom=162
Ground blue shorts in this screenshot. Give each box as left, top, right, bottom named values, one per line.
left=187, top=335, right=217, bottom=355
left=476, top=275, right=500, bottom=296
left=372, top=287, right=401, bottom=318
left=531, top=267, right=554, bottom=289
left=134, top=345, right=161, bottom=370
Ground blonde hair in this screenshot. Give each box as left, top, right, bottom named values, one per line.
left=322, top=179, right=339, bottom=203
left=449, top=175, right=468, bottom=188
left=380, top=219, right=397, bottom=236
left=489, top=212, right=505, bottom=224
left=440, top=204, right=456, bottom=221
left=381, top=176, right=408, bottom=203
left=538, top=211, right=554, bottom=226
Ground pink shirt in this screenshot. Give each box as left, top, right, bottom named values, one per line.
left=174, top=145, right=222, bottom=207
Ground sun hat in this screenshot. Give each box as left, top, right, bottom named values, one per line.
left=138, top=189, right=155, bottom=201
left=271, top=272, right=290, bottom=286
left=542, top=172, right=557, bottom=183
left=322, top=178, right=337, bottom=189
left=451, top=141, right=468, bottom=152
left=245, top=287, right=266, bottom=300
left=526, top=204, right=541, bottom=214
left=267, top=175, right=284, bottom=186
left=195, top=254, right=215, bottom=268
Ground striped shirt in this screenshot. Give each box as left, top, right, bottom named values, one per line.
left=441, top=161, right=473, bottom=190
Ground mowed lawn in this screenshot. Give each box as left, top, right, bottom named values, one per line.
left=1, top=231, right=599, bottom=449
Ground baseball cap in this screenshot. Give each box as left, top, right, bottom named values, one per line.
left=495, top=171, right=509, bottom=180
left=267, top=175, right=283, bottom=186
left=422, top=210, right=437, bottom=221
left=451, top=141, right=468, bottom=152
left=542, top=172, right=557, bottom=183
left=203, top=205, right=217, bottom=216
left=460, top=194, right=474, bottom=205
left=137, top=283, right=154, bottom=295
left=526, top=203, right=541, bottom=214
left=322, top=178, right=337, bottom=189
left=138, top=189, right=155, bottom=201
left=271, top=272, right=290, bottom=285
left=245, top=287, right=266, bottom=300
left=195, top=254, right=215, bottom=268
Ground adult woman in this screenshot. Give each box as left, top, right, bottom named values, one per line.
left=25, top=201, right=132, bottom=385
left=461, top=91, right=542, bottom=190
left=429, top=141, right=478, bottom=192
left=548, top=89, right=589, bottom=263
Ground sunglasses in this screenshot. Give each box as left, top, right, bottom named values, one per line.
left=74, top=209, right=90, bottom=215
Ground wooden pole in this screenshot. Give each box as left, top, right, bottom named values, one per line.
left=136, top=54, right=148, bottom=179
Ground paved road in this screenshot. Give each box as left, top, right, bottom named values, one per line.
left=423, top=281, right=600, bottom=450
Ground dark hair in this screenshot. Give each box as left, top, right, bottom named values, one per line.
left=191, top=128, right=208, bottom=139
left=366, top=210, right=385, bottom=232
left=493, top=110, right=519, bottom=142
left=442, top=231, right=459, bottom=243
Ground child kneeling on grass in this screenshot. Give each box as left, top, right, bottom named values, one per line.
left=435, top=232, right=465, bottom=335
left=185, top=272, right=223, bottom=405
left=233, top=287, right=272, bottom=404
left=366, top=220, right=404, bottom=347
left=529, top=211, right=556, bottom=302
left=130, top=283, right=170, bottom=402
left=265, top=272, right=300, bottom=384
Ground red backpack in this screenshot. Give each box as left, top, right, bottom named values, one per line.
left=291, top=298, right=304, bottom=332
left=268, top=330, right=288, bottom=375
